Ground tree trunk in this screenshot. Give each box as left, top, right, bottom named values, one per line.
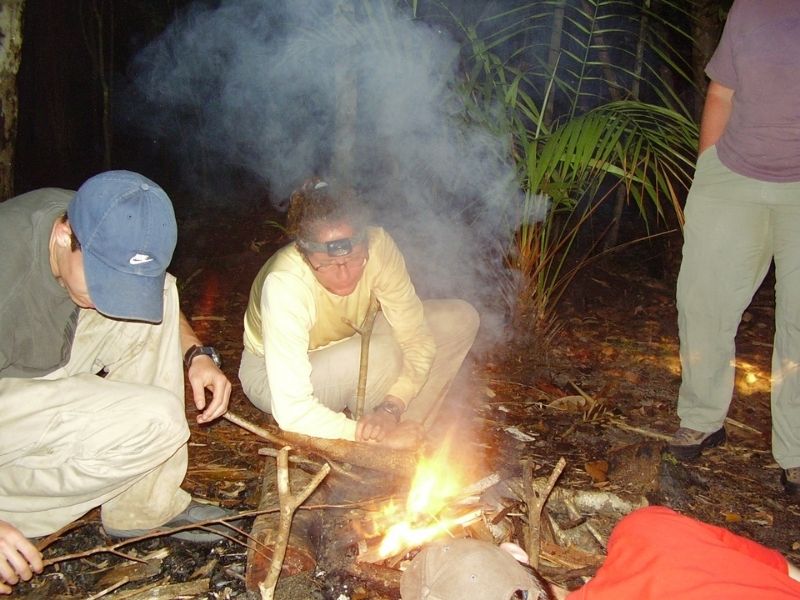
left=604, top=0, right=649, bottom=251
left=543, top=0, right=565, bottom=127
left=81, top=0, right=114, bottom=170
left=331, top=0, right=357, bottom=180
left=691, top=0, right=726, bottom=121
left=0, top=0, right=26, bottom=200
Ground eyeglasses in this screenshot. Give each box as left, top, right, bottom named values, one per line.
left=305, top=252, right=368, bottom=273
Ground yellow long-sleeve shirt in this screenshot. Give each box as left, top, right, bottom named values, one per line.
left=243, top=226, right=435, bottom=440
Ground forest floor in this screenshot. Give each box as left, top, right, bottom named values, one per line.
left=13, top=203, right=800, bottom=599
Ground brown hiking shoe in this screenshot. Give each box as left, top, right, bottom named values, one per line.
left=781, top=467, right=800, bottom=495
left=667, top=427, right=726, bottom=460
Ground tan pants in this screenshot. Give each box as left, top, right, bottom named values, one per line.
left=0, top=275, right=190, bottom=537
left=677, top=147, right=800, bottom=468
left=239, top=299, right=479, bottom=430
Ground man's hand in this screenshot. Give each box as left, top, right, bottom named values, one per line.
left=356, top=413, right=423, bottom=450
left=187, top=355, right=231, bottom=424
left=0, top=521, right=42, bottom=595
left=356, top=410, right=397, bottom=443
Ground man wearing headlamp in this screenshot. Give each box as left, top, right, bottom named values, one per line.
left=238, top=178, right=479, bottom=448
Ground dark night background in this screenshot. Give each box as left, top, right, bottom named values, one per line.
left=15, top=2, right=188, bottom=197
left=12, top=0, right=725, bottom=212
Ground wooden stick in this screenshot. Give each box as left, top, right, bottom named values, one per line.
left=258, top=446, right=365, bottom=482
left=246, top=454, right=316, bottom=592
left=525, top=457, right=566, bottom=570
left=41, top=512, right=250, bottom=567
left=224, top=411, right=286, bottom=446
left=343, top=293, right=380, bottom=419
left=260, top=446, right=331, bottom=600
left=606, top=418, right=672, bottom=441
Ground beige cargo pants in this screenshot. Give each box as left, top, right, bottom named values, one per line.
left=239, top=298, right=479, bottom=431
left=0, top=275, right=191, bottom=537
left=677, top=147, right=800, bottom=469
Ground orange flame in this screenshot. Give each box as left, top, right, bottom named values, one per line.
left=375, top=439, right=467, bottom=558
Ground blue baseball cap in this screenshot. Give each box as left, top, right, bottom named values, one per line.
left=68, top=171, right=177, bottom=323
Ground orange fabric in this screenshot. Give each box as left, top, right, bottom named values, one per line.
left=567, top=506, right=800, bottom=599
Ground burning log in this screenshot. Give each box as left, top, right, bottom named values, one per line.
left=351, top=442, right=499, bottom=567
left=224, top=410, right=418, bottom=476
left=355, top=507, right=485, bottom=564
left=344, top=561, right=403, bottom=593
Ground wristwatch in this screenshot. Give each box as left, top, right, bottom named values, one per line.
left=374, top=399, right=404, bottom=423
left=184, top=344, right=222, bottom=369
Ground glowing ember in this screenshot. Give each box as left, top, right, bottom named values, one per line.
left=373, top=440, right=469, bottom=559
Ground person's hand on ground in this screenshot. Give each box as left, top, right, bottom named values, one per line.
left=0, top=521, right=42, bottom=595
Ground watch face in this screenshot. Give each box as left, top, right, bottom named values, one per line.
left=204, top=347, right=222, bottom=368
left=188, top=345, right=222, bottom=368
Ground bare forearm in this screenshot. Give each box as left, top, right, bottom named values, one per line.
left=178, top=311, right=203, bottom=355
left=698, top=81, right=734, bottom=154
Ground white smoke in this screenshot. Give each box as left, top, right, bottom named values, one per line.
left=126, top=0, right=527, bottom=343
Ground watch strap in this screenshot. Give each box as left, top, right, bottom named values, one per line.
left=374, top=399, right=404, bottom=423
left=184, top=344, right=221, bottom=368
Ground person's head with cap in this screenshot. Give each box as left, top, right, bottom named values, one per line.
left=59, top=170, right=177, bottom=323
left=400, top=538, right=553, bottom=600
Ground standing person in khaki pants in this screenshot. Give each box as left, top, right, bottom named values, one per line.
left=239, top=177, right=479, bottom=449
left=669, top=0, right=800, bottom=496
left=0, top=171, right=235, bottom=594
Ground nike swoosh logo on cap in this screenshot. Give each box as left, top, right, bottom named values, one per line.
left=129, top=253, right=154, bottom=265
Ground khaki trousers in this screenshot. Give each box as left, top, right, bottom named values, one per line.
left=0, top=275, right=190, bottom=536
left=239, top=299, right=479, bottom=430
left=677, top=147, right=800, bottom=468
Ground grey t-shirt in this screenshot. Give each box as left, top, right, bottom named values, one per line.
left=706, top=0, right=800, bottom=182
left=0, top=188, right=79, bottom=377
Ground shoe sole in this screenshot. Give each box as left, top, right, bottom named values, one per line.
left=668, top=427, right=726, bottom=461
left=781, top=471, right=800, bottom=496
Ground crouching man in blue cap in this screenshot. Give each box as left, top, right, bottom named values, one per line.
left=0, top=171, right=236, bottom=594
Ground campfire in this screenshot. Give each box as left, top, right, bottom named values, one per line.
left=354, top=437, right=493, bottom=564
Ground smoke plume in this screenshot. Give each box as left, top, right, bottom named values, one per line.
left=126, top=0, right=526, bottom=342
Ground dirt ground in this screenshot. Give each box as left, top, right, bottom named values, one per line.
left=14, top=204, right=800, bottom=599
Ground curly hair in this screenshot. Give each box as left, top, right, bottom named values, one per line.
left=285, top=177, right=367, bottom=243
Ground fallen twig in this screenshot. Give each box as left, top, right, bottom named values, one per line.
left=41, top=511, right=257, bottom=568
left=606, top=418, right=672, bottom=442
left=525, top=457, right=567, bottom=570
left=36, top=518, right=90, bottom=552
left=724, top=416, right=762, bottom=435
left=257, top=446, right=364, bottom=482
left=85, top=576, right=129, bottom=599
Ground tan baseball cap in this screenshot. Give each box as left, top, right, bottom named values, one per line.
left=400, top=538, right=548, bottom=600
